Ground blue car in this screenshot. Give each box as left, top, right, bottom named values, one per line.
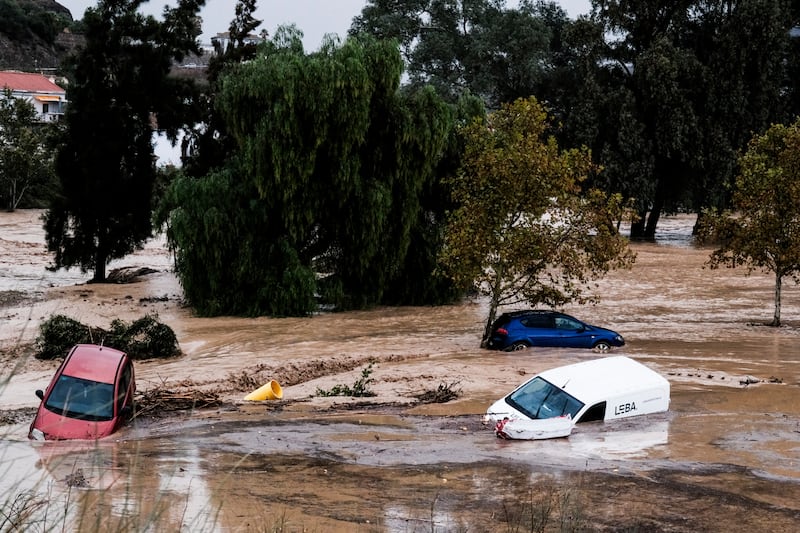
left=486, top=310, right=624, bottom=352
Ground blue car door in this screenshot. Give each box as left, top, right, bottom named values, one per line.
left=553, top=315, right=592, bottom=348
left=519, top=314, right=560, bottom=346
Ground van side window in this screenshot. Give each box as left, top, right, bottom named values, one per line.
left=577, top=402, right=606, bottom=423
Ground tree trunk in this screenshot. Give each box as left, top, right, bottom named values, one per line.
left=93, top=249, right=107, bottom=283
left=481, top=276, right=503, bottom=348
left=772, top=272, right=782, bottom=326
left=481, top=316, right=494, bottom=349
left=630, top=209, right=647, bottom=240
left=5, top=183, right=13, bottom=211
left=644, top=183, right=666, bottom=240
left=482, top=296, right=499, bottom=348
left=692, top=209, right=707, bottom=238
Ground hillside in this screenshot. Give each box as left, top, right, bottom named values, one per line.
left=0, top=0, right=208, bottom=78
left=0, top=0, right=81, bottom=72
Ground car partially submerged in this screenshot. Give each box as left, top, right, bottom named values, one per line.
left=29, top=344, right=136, bottom=441
left=486, top=310, right=624, bottom=352
left=485, top=356, right=670, bottom=440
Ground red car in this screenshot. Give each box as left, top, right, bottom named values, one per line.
left=29, top=344, right=136, bottom=441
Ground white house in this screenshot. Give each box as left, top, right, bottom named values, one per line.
left=210, top=31, right=266, bottom=52
left=0, top=70, right=67, bottom=123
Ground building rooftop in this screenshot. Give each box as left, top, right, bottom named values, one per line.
left=0, top=71, right=65, bottom=93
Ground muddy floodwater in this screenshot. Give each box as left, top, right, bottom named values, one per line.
left=1, top=210, right=800, bottom=532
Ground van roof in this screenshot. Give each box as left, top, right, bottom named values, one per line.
left=537, top=356, right=668, bottom=406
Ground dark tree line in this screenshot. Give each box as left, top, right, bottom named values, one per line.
left=43, top=0, right=800, bottom=317
left=579, top=0, right=799, bottom=238
left=350, top=0, right=572, bottom=109
left=353, top=0, right=800, bottom=238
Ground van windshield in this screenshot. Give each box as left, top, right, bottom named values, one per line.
left=506, top=377, right=584, bottom=420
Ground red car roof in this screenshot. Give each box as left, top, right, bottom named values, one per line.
left=62, top=344, right=127, bottom=384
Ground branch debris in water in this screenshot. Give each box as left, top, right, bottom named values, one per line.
left=135, top=385, right=221, bottom=416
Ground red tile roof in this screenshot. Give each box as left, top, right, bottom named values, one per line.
left=0, top=71, right=65, bottom=93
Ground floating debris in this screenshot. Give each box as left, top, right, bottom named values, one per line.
left=135, top=386, right=222, bottom=417
left=64, top=469, right=89, bottom=488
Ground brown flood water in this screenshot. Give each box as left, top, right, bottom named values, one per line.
left=1, top=209, right=800, bottom=532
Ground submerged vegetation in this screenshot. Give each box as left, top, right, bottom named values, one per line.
left=34, top=313, right=181, bottom=360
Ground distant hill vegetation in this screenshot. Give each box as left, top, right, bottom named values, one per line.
left=0, top=0, right=83, bottom=71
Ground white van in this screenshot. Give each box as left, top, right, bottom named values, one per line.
left=486, top=356, right=670, bottom=439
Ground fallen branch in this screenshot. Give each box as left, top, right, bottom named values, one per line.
left=135, top=385, right=221, bottom=416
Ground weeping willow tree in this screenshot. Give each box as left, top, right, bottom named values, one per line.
left=162, top=29, right=454, bottom=316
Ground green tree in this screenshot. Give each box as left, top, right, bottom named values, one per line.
left=700, top=121, right=800, bottom=327
left=163, top=32, right=454, bottom=316
left=44, top=0, right=205, bottom=282
left=0, top=89, right=54, bottom=210
left=350, top=0, right=569, bottom=108
left=577, top=0, right=795, bottom=239
left=179, top=0, right=262, bottom=180
left=439, top=97, right=634, bottom=346
left=0, top=0, right=71, bottom=44
left=382, top=91, right=486, bottom=305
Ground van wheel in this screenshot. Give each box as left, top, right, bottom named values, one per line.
left=593, top=341, right=611, bottom=352
left=506, top=342, right=529, bottom=352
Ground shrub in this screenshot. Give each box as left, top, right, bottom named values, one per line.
left=34, top=314, right=105, bottom=360
left=316, top=364, right=376, bottom=397
left=35, top=313, right=181, bottom=360
left=108, top=315, right=181, bottom=360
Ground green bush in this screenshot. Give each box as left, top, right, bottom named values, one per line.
left=34, top=314, right=106, bottom=360
left=108, top=315, right=181, bottom=360
left=35, top=313, right=181, bottom=360
left=0, top=0, right=66, bottom=44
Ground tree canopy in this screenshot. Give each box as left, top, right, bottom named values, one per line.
left=179, top=0, right=262, bottom=180
left=0, top=89, right=54, bottom=211
left=162, top=32, right=456, bottom=316
left=350, top=0, right=571, bottom=108
left=438, top=97, right=634, bottom=345
left=36, top=0, right=800, bottom=324
left=350, top=1, right=799, bottom=241
left=44, top=0, right=205, bottom=282
left=700, top=120, right=800, bottom=327
left=568, top=0, right=797, bottom=238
